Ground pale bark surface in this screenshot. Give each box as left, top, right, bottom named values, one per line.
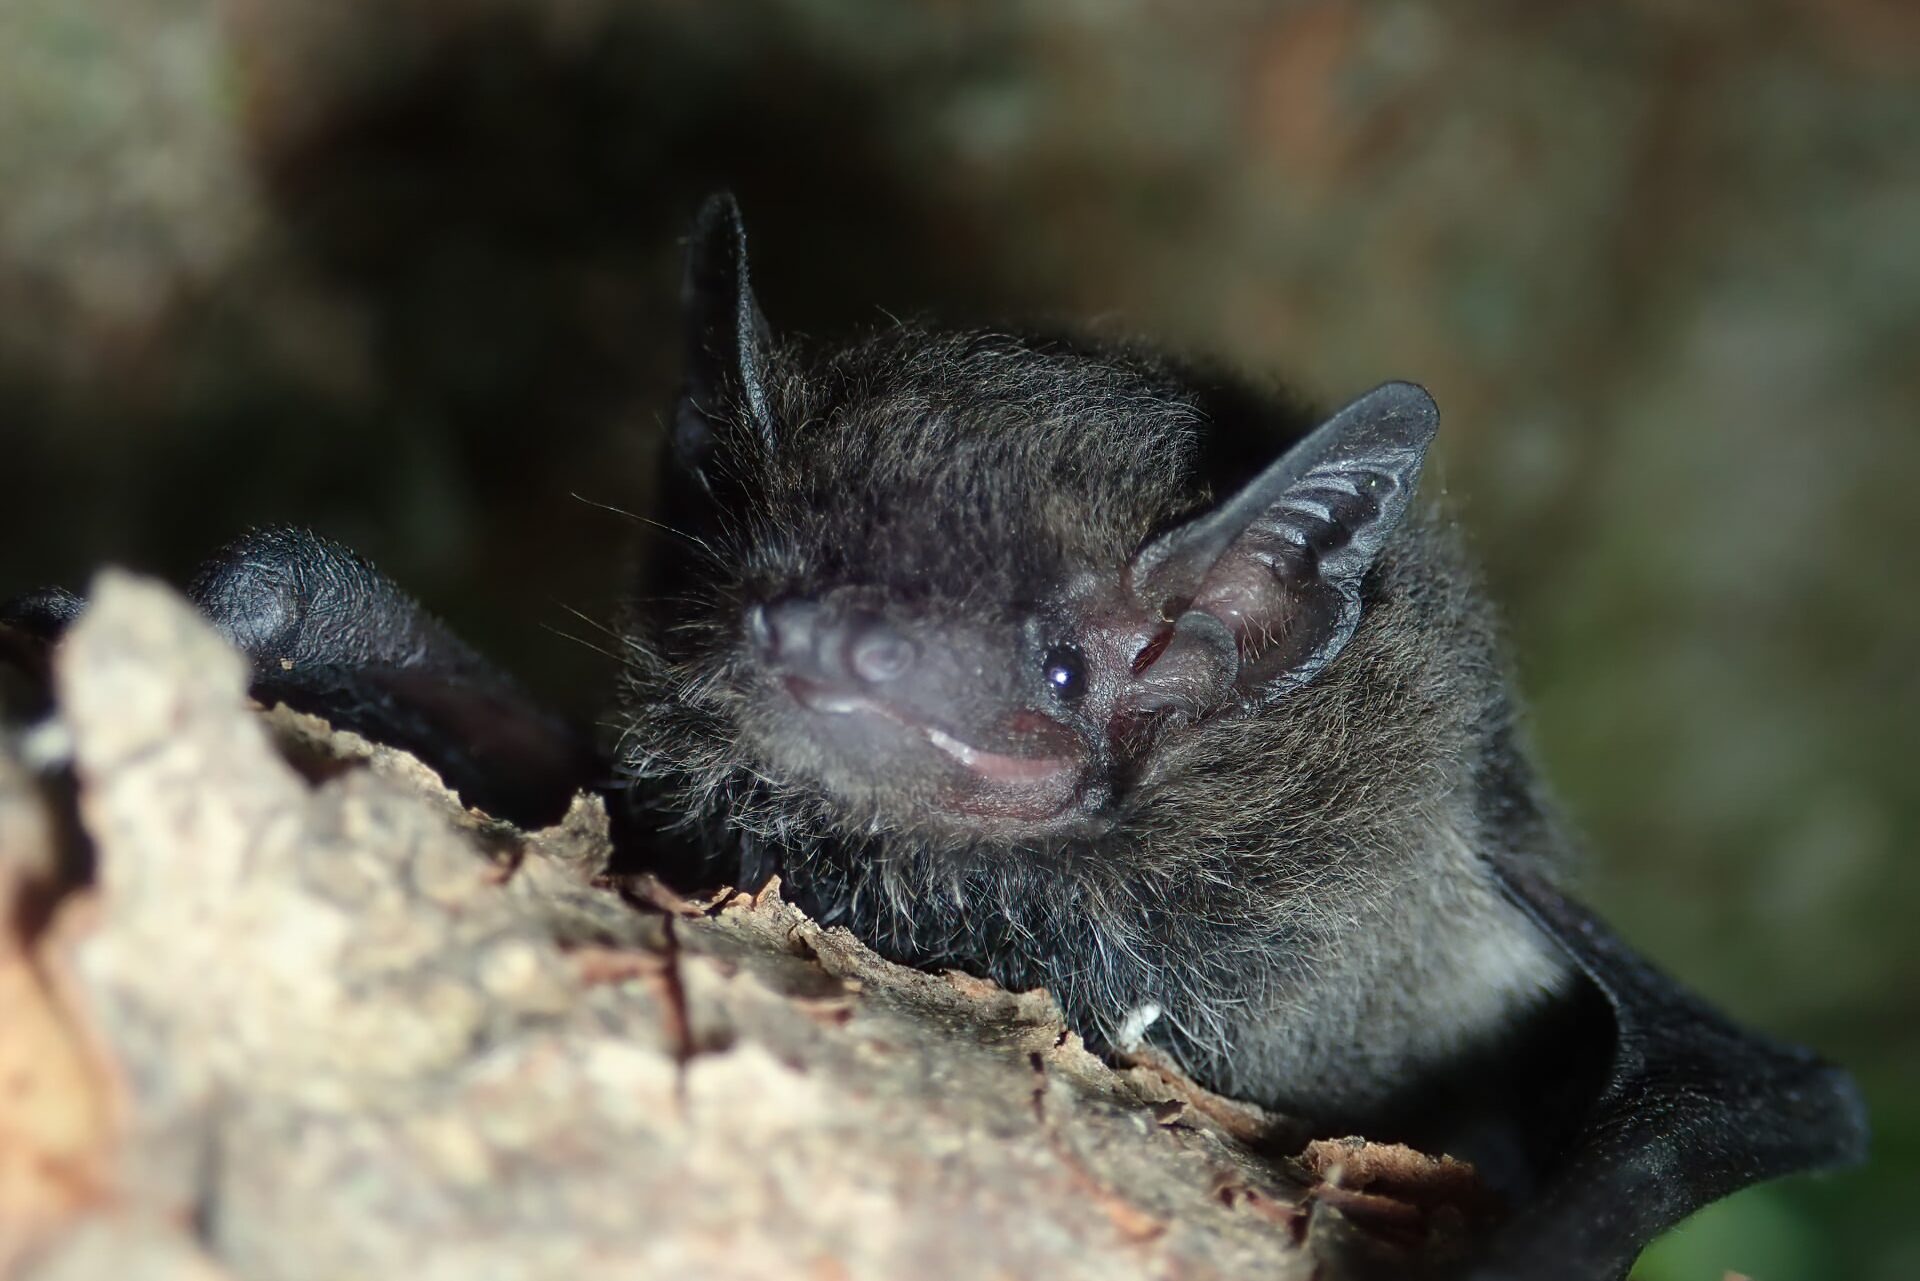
left=0, top=576, right=1482, bottom=1279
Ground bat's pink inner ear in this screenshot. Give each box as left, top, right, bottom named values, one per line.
left=1128, top=624, right=1175, bottom=676
left=1125, top=612, right=1239, bottom=716
left=1128, top=381, right=1438, bottom=698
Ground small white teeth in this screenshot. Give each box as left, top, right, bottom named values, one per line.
left=925, top=726, right=983, bottom=766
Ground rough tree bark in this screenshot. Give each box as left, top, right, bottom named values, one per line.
left=0, top=575, right=1487, bottom=1280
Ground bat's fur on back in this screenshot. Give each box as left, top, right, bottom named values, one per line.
left=616, top=323, right=1571, bottom=1127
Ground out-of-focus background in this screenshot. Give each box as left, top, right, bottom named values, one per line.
left=1, top=2, right=1913, bottom=1274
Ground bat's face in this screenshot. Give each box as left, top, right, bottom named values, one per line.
left=645, top=197, right=1437, bottom=842
left=726, top=425, right=1194, bottom=833
left=679, top=325, right=1204, bottom=836
left=735, top=579, right=1130, bottom=833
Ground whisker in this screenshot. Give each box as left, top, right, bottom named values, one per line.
left=554, top=602, right=627, bottom=642
left=568, top=491, right=645, bottom=523
left=540, top=622, right=623, bottom=664
left=570, top=491, right=722, bottom=562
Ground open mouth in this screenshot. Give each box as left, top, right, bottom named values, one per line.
left=783, top=676, right=1082, bottom=797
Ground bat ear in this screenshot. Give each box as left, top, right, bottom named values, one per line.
left=1131, top=381, right=1439, bottom=697
left=676, top=192, right=777, bottom=471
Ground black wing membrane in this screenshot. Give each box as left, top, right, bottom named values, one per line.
left=1475, top=864, right=1869, bottom=1280
left=3, top=528, right=597, bottom=827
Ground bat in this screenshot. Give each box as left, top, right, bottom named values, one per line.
left=1, top=195, right=1866, bottom=1279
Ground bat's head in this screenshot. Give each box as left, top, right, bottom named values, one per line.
left=634, top=195, right=1440, bottom=844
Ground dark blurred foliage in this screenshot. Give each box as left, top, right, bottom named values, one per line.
left=2, top=2, right=1915, bottom=1274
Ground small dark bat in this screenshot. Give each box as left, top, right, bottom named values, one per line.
left=1, top=195, right=1866, bottom=1279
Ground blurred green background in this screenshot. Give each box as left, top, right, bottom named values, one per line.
left=2, top=2, right=1914, bottom=1275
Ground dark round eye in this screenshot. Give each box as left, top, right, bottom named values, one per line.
left=1043, top=644, right=1088, bottom=703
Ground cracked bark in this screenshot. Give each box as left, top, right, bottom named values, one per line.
left=0, top=574, right=1484, bottom=1280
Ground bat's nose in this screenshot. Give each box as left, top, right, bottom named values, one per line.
left=743, top=601, right=781, bottom=657
left=747, top=600, right=916, bottom=687
left=848, top=625, right=914, bottom=683
left=747, top=599, right=819, bottom=664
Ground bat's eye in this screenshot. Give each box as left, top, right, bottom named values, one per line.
left=1043, top=644, right=1088, bottom=703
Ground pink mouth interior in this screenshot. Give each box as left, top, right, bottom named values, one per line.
left=921, top=725, right=1074, bottom=783
left=784, top=677, right=1078, bottom=789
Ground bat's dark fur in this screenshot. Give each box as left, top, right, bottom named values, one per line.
left=2, top=194, right=1866, bottom=1281
left=620, top=322, right=1572, bottom=1129
left=610, top=197, right=1865, bottom=1278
